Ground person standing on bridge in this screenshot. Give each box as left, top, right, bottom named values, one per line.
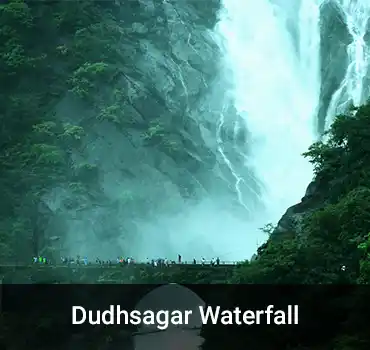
left=178, top=254, right=182, bottom=264
left=216, top=257, right=220, bottom=266
left=201, top=257, right=205, bottom=266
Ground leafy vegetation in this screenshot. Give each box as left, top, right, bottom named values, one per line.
left=233, top=104, right=370, bottom=285
left=2, top=0, right=370, bottom=348
left=0, top=0, right=124, bottom=261
left=0, top=0, right=173, bottom=261
left=1, top=0, right=198, bottom=264
left=216, top=104, right=370, bottom=349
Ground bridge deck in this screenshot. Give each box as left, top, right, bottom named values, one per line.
left=0, top=263, right=237, bottom=268
left=0, top=263, right=238, bottom=283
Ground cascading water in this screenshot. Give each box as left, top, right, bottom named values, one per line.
left=325, top=0, right=370, bottom=128
left=47, top=0, right=370, bottom=262
left=214, top=0, right=322, bottom=230
left=212, top=0, right=370, bottom=255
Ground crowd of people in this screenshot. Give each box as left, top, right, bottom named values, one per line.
left=32, top=254, right=225, bottom=267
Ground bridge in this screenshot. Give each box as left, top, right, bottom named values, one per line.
left=0, top=263, right=240, bottom=283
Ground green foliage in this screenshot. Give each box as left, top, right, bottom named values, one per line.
left=231, top=237, right=310, bottom=283
left=69, top=62, right=112, bottom=98
left=0, top=0, right=193, bottom=264
left=303, top=104, right=370, bottom=201
left=0, top=0, right=125, bottom=260
left=200, top=103, right=370, bottom=350
left=259, top=222, right=275, bottom=236
left=143, top=119, right=183, bottom=156
left=144, top=120, right=167, bottom=141
left=224, top=102, right=370, bottom=348
left=357, top=232, right=370, bottom=283
left=98, top=104, right=123, bottom=124
left=232, top=103, right=370, bottom=286
left=62, top=123, right=85, bottom=140
left=2, top=1, right=370, bottom=347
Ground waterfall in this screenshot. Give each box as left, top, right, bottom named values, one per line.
left=325, top=0, right=370, bottom=127
left=212, top=0, right=370, bottom=255
left=213, top=0, right=322, bottom=230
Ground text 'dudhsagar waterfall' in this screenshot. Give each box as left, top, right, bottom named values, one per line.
left=213, top=0, right=322, bottom=232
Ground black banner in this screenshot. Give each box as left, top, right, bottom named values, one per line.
left=1, top=284, right=369, bottom=350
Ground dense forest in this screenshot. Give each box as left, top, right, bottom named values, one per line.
left=2, top=0, right=370, bottom=282
left=2, top=0, right=370, bottom=349
left=1, top=0, right=113, bottom=261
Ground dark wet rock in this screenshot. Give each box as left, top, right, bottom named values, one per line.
left=318, top=1, right=351, bottom=133
left=39, top=0, right=260, bottom=258
left=273, top=177, right=327, bottom=237
left=250, top=254, right=258, bottom=261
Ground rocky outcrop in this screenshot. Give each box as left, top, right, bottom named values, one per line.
left=317, top=1, right=351, bottom=133
left=41, top=0, right=255, bottom=259
left=272, top=177, right=328, bottom=237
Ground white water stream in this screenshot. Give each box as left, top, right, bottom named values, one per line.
left=325, top=0, right=370, bottom=126
left=213, top=0, right=370, bottom=251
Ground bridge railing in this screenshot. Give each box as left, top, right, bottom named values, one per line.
left=0, top=260, right=243, bottom=267
left=180, top=261, right=240, bottom=265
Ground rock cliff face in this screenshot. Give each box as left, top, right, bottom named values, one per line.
left=317, top=1, right=351, bottom=133
left=39, top=0, right=259, bottom=259
left=273, top=179, right=327, bottom=237
left=318, top=2, right=370, bottom=133
left=11, top=0, right=369, bottom=262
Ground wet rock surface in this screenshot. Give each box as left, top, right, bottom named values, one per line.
left=318, top=1, right=351, bottom=133
left=318, top=2, right=370, bottom=133
left=42, top=0, right=258, bottom=258
left=273, top=177, right=328, bottom=237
